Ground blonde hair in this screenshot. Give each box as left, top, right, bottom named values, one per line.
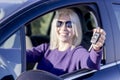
left=50, top=8, right=82, bottom=50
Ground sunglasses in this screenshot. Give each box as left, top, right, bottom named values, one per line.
left=56, top=21, right=72, bottom=28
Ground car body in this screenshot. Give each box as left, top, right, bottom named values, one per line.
left=0, top=0, right=120, bottom=80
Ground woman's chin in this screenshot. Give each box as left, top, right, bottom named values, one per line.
left=59, top=38, right=69, bottom=43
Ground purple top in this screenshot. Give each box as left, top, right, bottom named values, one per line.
left=26, top=43, right=102, bottom=76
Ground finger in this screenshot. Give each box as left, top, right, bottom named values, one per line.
left=96, top=27, right=101, bottom=33
left=97, top=38, right=105, bottom=44
left=94, top=27, right=106, bottom=35
left=92, top=44, right=100, bottom=51
left=96, top=41, right=104, bottom=47
left=93, top=42, right=103, bottom=50
left=97, top=35, right=105, bottom=45
left=93, top=27, right=102, bottom=34
left=99, top=29, right=106, bottom=35
left=96, top=29, right=106, bottom=41
left=93, top=28, right=97, bottom=33
left=93, top=27, right=99, bottom=32
left=98, top=34, right=106, bottom=42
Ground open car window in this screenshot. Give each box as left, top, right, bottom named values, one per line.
left=25, top=4, right=106, bottom=79
left=25, top=12, right=53, bottom=47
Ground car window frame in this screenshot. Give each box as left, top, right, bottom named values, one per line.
left=24, top=3, right=107, bottom=80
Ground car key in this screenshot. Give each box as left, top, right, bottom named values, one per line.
left=88, top=32, right=100, bottom=51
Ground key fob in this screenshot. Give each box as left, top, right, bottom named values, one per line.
left=91, top=32, right=100, bottom=44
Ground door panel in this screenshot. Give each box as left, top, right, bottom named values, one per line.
left=85, top=64, right=120, bottom=80
left=105, top=0, right=120, bottom=74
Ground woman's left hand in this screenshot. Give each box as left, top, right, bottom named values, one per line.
left=92, top=27, right=106, bottom=51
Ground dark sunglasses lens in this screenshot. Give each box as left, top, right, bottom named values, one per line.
left=66, top=21, right=72, bottom=28
left=57, top=21, right=63, bottom=27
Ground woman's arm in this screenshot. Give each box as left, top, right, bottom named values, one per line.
left=26, top=43, right=49, bottom=63
left=81, top=28, right=106, bottom=70
left=76, top=47, right=102, bottom=70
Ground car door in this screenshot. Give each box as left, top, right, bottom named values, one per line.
left=81, top=0, right=120, bottom=80
left=108, top=0, right=120, bottom=73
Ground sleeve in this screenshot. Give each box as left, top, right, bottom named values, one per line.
left=87, top=49, right=102, bottom=70
left=26, top=43, right=49, bottom=63
left=76, top=46, right=102, bottom=70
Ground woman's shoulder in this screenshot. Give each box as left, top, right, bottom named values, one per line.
left=72, top=45, right=88, bottom=55
left=69, top=45, right=88, bottom=60
left=73, top=45, right=87, bottom=51
left=35, top=43, right=50, bottom=51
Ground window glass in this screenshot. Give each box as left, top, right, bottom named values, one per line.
left=112, top=5, right=120, bottom=30
left=25, top=12, right=53, bottom=47
left=0, top=31, right=22, bottom=79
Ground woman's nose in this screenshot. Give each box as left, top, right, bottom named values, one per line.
left=61, top=24, right=67, bottom=30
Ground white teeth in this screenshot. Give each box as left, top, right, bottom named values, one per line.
left=61, top=33, right=68, bottom=36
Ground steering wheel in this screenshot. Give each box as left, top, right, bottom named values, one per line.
left=16, top=70, right=63, bottom=80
